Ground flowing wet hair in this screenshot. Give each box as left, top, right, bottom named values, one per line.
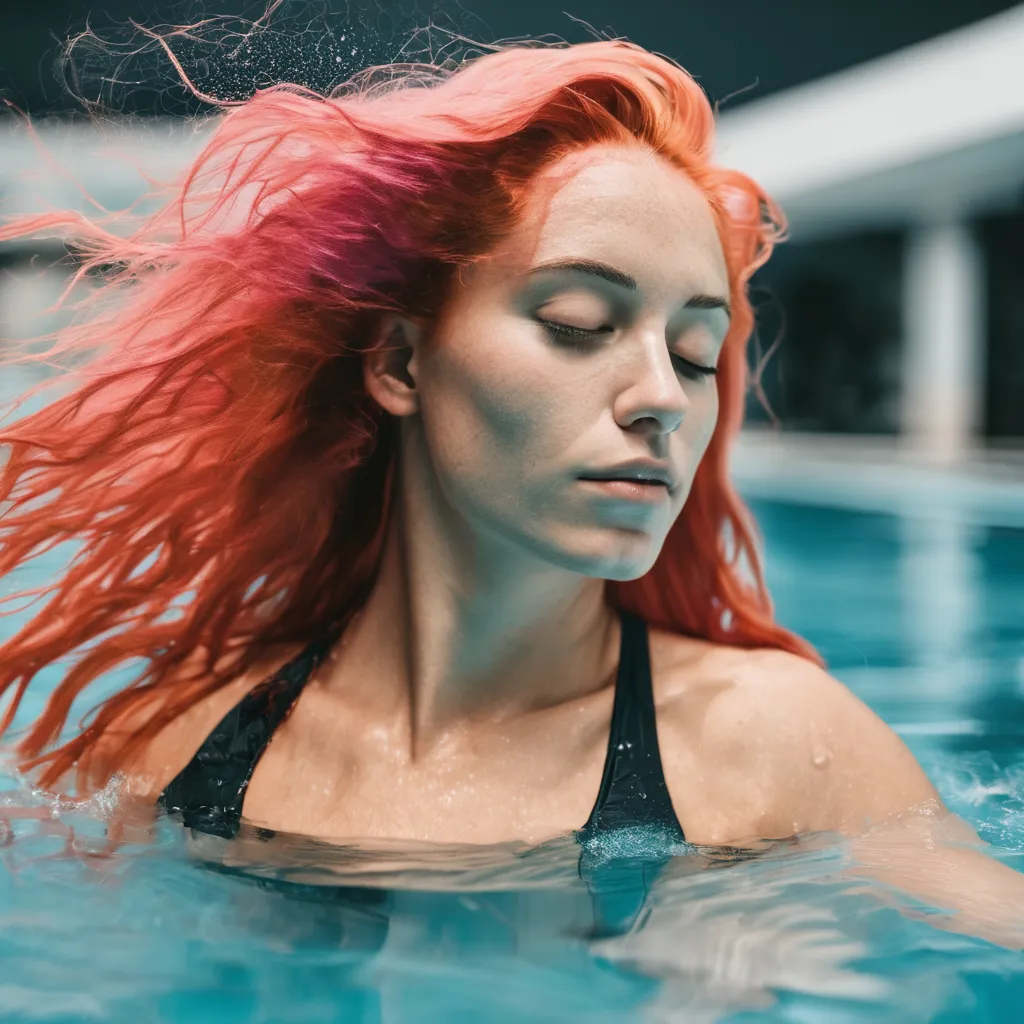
left=0, top=35, right=821, bottom=795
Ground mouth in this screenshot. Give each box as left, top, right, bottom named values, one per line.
left=577, top=461, right=676, bottom=490
left=577, top=476, right=671, bottom=505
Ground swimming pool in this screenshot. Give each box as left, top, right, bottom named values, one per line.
left=1, top=494, right=1022, bottom=1022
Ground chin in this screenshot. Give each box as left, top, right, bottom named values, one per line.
left=593, top=555, right=660, bottom=583
left=542, top=526, right=664, bottom=581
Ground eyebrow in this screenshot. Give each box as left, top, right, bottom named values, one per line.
left=530, top=258, right=732, bottom=320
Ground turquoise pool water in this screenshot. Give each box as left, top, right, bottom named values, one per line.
left=1, top=496, right=1022, bottom=1022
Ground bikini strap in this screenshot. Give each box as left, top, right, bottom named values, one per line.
left=158, top=628, right=341, bottom=839
left=578, top=611, right=685, bottom=842
left=575, top=612, right=685, bottom=937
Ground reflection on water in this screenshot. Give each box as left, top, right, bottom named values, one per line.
left=0, top=495, right=1022, bottom=1020
left=898, top=516, right=982, bottom=695
left=1, top=763, right=1023, bottom=1021
left=751, top=498, right=1024, bottom=753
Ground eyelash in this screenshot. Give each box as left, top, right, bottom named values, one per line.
left=536, top=320, right=719, bottom=382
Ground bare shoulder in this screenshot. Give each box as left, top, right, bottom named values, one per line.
left=110, top=641, right=307, bottom=803
left=647, top=627, right=941, bottom=838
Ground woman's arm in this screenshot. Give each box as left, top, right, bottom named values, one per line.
left=744, top=651, right=1024, bottom=949
left=851, top=811, right=1024, bottom=950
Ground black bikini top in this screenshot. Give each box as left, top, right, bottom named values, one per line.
left=158, top=610, right=686, bottom=845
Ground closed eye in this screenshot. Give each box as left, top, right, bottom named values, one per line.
left=536, top=319, right=718, bottom=382
left=536, top=319, right=607, bottom=342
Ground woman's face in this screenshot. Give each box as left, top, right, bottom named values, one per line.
left=412, top=144, right=731, bottom=581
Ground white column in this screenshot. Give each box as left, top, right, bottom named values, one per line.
left=901, top=218, right=986, bottom=462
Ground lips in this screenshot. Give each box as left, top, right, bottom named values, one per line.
left=580, top=475, right=668, bottom=486
left=577, top=460, right=676, bottom=489
left=577, top=477, right=670, bottom=505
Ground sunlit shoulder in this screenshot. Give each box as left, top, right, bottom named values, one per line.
left=647, top=627, right=941, bottom=846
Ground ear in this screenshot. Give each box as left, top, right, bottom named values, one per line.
left=363, top=313, right=423, bottom=417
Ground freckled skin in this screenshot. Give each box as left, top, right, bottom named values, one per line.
left=414, top=145, right=727, bottom=579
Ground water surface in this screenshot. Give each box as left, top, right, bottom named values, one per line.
left=1, top=497, right=1022, bottom=1022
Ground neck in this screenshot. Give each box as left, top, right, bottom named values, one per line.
left=334, top=427, right=620, bottom=757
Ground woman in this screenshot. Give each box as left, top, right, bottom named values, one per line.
left=0, top=37, right=1020, bottom=943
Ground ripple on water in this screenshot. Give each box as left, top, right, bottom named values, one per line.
left=0, top=753, right=1021, bottom=1022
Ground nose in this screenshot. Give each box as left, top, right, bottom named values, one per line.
left=612, top=331, right=688, bottom=436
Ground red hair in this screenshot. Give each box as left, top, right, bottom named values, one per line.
left=0, top=37, right=821, bottom=796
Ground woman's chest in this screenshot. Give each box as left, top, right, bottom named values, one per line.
left=235, top=670, right=790, bottom=849
left=240, top=692, right=617, bottom=845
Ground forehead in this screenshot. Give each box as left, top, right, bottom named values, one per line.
left=493, top=145, right=729, bottom=299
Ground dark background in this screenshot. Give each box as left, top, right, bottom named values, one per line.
left=2, top=0, right=1020, bottom=117
left=2, top=1, right=1022, bottom=438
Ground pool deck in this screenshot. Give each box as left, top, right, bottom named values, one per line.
left=732, top=430, right=1024, bottom=527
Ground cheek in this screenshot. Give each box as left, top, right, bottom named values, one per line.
left=677, top=385, right=719, bottom=465
left=697, top=385, right=720, bottom=450
left=420, top=328, right=561, bottom=477
left=465, top=369, right=541, bottom=449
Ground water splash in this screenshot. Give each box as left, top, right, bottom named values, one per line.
left=924, top=748, right=1024, bottom=851
left=56, top=0, right=507, bottom=116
